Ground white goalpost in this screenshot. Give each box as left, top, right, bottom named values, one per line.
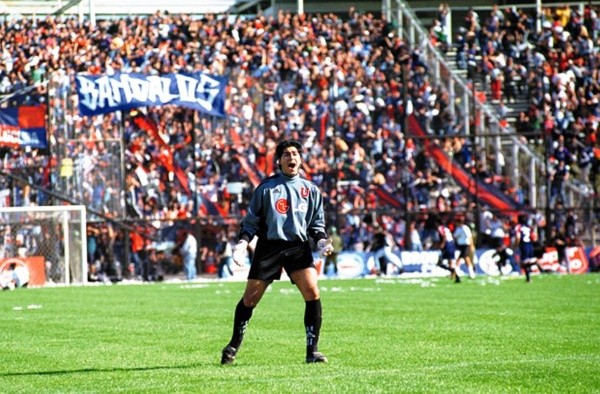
left=0, top=205, right=88, bottom=285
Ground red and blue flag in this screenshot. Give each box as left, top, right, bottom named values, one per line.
left=0, top=105, right=47, bottom=149
left=407, top=114, right=525, bottom=216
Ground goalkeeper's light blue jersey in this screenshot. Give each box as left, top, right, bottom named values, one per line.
left=238, top=173, right=327, bottom=243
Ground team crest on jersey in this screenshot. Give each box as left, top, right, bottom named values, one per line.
left=300, top=187, right=309, bottom=198
left=275, top=198, right=289, bottom=214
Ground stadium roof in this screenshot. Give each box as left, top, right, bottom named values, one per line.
left=0, top=0, right=237, bottom=18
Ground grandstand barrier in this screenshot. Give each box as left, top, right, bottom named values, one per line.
left=219, top=247, right=590, bottom=281
left=0, top=256, right=45, bottom=287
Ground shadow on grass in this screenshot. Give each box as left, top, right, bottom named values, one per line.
left=0, top=362, right=217, bottom=377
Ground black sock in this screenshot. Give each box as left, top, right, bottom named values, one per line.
left=229, top=299, right=254, bottom=349
left=379, top=256, right=387, bottom=275
left=305, top=299, right=322, bottom=356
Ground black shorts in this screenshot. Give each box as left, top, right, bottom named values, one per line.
left=249, top=239, right=315, bottom=282
left=457, top=244, right=470, bottom=258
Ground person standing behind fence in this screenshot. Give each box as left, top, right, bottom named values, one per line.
left=324, top=227, right=343, bottom=277
left=548, top=227, right=569, bottom=273
left=406, top=221, right=423, bottom=252
left=217, top=232, right=234, bottom=278
left=176, top=228, right=198, bottom=281
left=130, top=229, right=146, bottom=279
left=564, top=209, right=578, bottom=248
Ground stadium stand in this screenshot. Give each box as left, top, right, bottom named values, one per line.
left=0, top=2, right=598, bottom=279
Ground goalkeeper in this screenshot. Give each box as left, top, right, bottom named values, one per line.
left=221, top=139, right=334, bottom=365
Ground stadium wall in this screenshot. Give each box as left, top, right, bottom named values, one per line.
left=220, top=247, right=592, bottom=281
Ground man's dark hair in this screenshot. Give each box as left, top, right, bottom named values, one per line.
left=275, top=139, right=303, bottom=160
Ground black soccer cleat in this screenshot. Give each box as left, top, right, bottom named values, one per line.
left=221, top=345, right=238, bottom=365
left=306, top=351, right=328, bottom=364
left=451, top=270, right=461, bottom=283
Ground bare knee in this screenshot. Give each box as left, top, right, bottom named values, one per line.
left=298, top=281, right=320, bottom=301
left=290, top=268, right=320, bottom=301
left=302, top=286, right=320, bottom=301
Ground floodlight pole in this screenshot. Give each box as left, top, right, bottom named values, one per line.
left=544, top=131, right=552, bottom=244
left=536, top=0, right=542, bottom=33
left=89, top=0, right=96, bottom=27
left=120, top=111, right=131, bottom=274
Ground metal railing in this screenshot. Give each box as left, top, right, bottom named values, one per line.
left=383, top=0, right=596, bottom=244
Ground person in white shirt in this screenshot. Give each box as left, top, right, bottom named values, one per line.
left=217, top=232, right=234, bottom=278
left=177, top=229, right=197, bottom=281
left=453, top=216, right=476, bottom=278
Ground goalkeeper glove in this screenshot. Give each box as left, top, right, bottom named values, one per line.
left=317, top=238, right=334, bottom=256
left=232, top=240, right=248, bottom=266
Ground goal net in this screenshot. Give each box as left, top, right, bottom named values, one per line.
left=0, top=205, right=87, bottom=286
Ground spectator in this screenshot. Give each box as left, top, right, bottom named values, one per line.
left=35, top=225, right=63, bottom=283
left=564, top=208, right=579, bottom=247
left=324, top=227, right=343, bottom=277
left=548, top=226, right=569, bottom=273
left=550, top=160, right=570, bottom=207
left=175, top=228, right=198, bottom=281
left=216, top=232, right=234, bottom=279
left=406, top=220, right=423, bottom=252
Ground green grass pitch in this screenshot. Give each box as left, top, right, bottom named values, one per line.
left=1, top=274, right=599, bottom=393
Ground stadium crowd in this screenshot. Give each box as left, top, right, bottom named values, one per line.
left=0, top=3, right=597, bottom=279
left=454, top=4, right=600, bottom=200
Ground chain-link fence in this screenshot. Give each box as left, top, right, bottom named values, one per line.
left=47, top=73, right=125, bottom=220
